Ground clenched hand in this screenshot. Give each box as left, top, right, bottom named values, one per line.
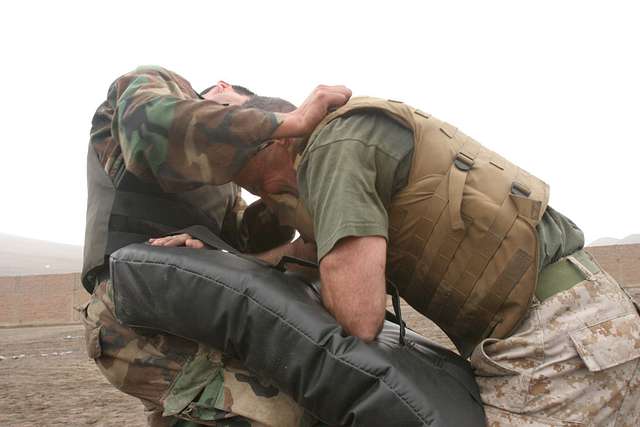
left=274, top=85, right=352, bottom=138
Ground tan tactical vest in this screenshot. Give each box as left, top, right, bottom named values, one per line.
left=276, top=97, right=550, bottom=357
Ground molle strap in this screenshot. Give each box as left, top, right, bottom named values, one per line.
left=446, top=247, right=533, bottom=353
left=441, top=194, right=520, bottom=328
left=420, top=220, right=467, bottom=317
left=421, top=231, right=467, bottom=321
left=454, top=192, right=521, bottom=294
left=448, top=141, right=482, bottom=231
left=440, top=123, right=457, bottom=139
left=405, top=169, right=452, bottom=296
left=408, top=139, right=480, bottom=313
left=429, top=229, right=466, bottom=285
left=509, top=169, right=543, bottom=223
left=400, top=186, right=449, bottom=306
left=414, top=108, right=431, bottom=120
left=419, top=179, right=466, bottom=319
left=426, top=284, right=454, bottom=322
left=477, top=249, right=533, bottom=332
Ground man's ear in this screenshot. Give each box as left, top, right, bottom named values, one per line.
left=279, top=137, right=306, bottom=156
left=217, top=81, right=231, bottom=90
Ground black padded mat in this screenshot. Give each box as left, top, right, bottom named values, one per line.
left=111, top=243, right=485, bottom=426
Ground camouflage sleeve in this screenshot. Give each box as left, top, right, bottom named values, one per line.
left=220, top=193, right=295, bottom=253
left=220, top=190, right=248, bottom=249
left=111, top=67, right=283, bottom=192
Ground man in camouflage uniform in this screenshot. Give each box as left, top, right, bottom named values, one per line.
left=81, top=66, right=350, bottom=426
left=222, top=95, right=640, bottom=426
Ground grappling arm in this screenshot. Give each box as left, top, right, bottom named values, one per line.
left=319, top=236, right=387, bottom=342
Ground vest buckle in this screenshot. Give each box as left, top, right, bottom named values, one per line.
left=454, top=153, right=474, bottom=171
left=511, top=181, right=531, bottom=197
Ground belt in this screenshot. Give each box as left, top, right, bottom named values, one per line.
left=535, top=249, right=600, bottom=302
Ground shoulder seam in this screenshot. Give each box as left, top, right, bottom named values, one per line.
left=306, top=138, right=407, bottom=161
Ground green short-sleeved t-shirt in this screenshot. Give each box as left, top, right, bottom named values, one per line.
left=297, top=111, right=584, bottom=268
left=536, top=205, right=584, bottom=268
left=298, top=112, right=413, bottom=260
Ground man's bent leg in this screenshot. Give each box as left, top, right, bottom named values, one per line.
left=471, top=253, right=640, bottom=426
left=81, top=279, right=307, bottom=427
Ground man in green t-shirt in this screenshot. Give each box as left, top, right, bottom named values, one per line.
left=221, top=95, right=640, bottom=426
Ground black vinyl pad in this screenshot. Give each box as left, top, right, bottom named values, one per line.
left=110, top=243, right=485, bottom=426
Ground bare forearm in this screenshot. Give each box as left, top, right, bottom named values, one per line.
left=255, top=238, right=317, bottom=266
left=255, top=241, right=295, bottom=265
left=320, top=236, right=387, bottom=342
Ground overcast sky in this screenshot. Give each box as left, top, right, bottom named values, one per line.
left=1, top=1, right=638, bottom=246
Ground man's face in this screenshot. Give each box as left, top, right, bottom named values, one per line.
left=203, top=81, right=250, bottom=106
left=203, top=88, right=298, bottom=196
left=234, top=140, right=299, bottom=198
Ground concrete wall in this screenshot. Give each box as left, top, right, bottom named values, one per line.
left=0, top=273, right=89, bottom=327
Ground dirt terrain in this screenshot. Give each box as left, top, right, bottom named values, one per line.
left=0, top=311, right=453, bottom=427
left=0, top=324, right=146, bottom=427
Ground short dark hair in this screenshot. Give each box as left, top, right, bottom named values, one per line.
left=241, top=96, right=296, bottom=113
left=200, top=84, right=256, bottom=97
left=230, top=84, right=256, bottom=97
left=242, top=96, right=306, bottom=154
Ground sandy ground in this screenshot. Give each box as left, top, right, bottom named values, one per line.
left=0, top=324, right=146, bottom=427
left=0, top=311, right=453, bottom=427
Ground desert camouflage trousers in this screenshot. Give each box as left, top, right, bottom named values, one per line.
left=471, top=251, right=640, bottom=426
left=81, top=279, right=314, bottom=427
